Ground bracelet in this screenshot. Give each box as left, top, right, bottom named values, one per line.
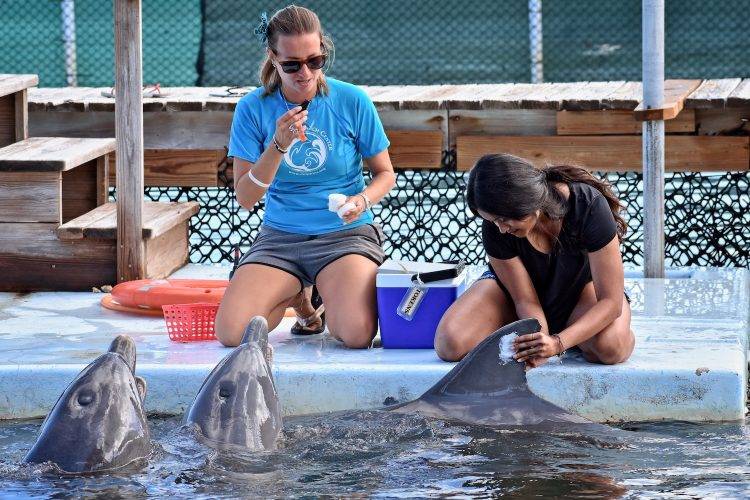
left=552, top=334, right=566, bottom=356
left=272, top=135, right=288, bottom=154
left=358, top=192, right=373, bottom=211
left=247, top=169, right=270, bottom=189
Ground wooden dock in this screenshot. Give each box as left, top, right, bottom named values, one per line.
left=26, top=78, right=750, bottom=187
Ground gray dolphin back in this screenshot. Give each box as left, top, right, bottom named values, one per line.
left=23, top=335, right=150, bottom=473
left=185, top=316, right=282, bottom=451
left=395, top=318, right=592, bottom=427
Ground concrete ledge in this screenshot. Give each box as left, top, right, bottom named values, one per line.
left=0, top=267, right=747, bottom=422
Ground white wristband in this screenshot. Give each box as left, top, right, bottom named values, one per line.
left=247, top=169, right=270, bottom=189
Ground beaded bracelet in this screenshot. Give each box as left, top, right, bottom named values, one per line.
left=272, top=135, right=288, bottom=154
left=552, top=334, right=566, bottom=356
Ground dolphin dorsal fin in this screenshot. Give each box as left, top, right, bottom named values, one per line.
left=241, top=316, right=269, bottom=352
left=109, top=335, right=136, bottom=373
left=424, top=318, right=541, bottom=397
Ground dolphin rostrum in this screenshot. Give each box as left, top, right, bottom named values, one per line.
left=185, top=316, right=282, bottom=451
left=24, top=335, right=150, bottom=473
left=392, top=318, right=593, bottom=427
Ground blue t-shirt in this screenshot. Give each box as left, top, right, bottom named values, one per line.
left=228, top=78, right=390, bottom=235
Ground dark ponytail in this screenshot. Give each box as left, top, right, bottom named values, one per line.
left=466, top=154, right=627, bottom=241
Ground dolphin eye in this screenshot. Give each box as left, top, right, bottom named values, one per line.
left=77, top=391, right=94, bottom=406
left=218, top=381, right=234, bottom=399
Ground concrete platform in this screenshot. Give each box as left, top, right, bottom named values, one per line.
left=0, top=266, right=747, bottom=423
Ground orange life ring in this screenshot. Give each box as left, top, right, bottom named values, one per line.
left=101, top=279, right=228, bottom=315
left=100, top=278, right=299, bottom=318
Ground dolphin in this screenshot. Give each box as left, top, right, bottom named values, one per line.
left=392, top=318, right=596, bottom=428
left=185, top=316, right=282, bottom=451
left=24, top=335, right=150, bottom=473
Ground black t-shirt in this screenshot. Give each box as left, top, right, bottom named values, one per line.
left=482, top=182, right=618, bottom=333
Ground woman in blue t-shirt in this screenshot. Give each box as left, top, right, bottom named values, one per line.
left=215, top=5, right=396, bottom=348
left=434, top=154, right=635, bottom=367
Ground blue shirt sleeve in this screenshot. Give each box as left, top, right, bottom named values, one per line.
left=354, top=89, right=390, bottom=158
left=228, top=96, right=265, bottom=163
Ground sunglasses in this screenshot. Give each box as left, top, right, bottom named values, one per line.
left=277, top=54, right=327, bottom=74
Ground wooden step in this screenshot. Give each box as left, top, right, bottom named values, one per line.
left=0, top=74, right=37, bottom=147
left=57, top=201, right=200, bottom=240
left=0, top=74, right=38, bottom=98
left=0, top=137, right=115, bottom=172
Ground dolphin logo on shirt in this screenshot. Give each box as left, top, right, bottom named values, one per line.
left=284, top=129, right=329, bottom=175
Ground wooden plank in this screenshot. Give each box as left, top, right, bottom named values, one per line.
left=726, top=79, right=750, bottom=108
left=14, top=89, right=27, bottom=141
left=0, top=222, right=116, bottom=291
left=696, top=108, right=750, bottom=136
left=30, top=110, right=234, bottom=150
left=109, top=149, right=223, bottom=186
left=0, top=74, right=38, bottom=98
left=96, top=154, right=109, bottom=205
left=379, top=110, right=449, bottom=149
left=449, top=110, right=557, bottom=150
left=385, top=130, right=443, bottom=169
left=399, top=85, right=461, bottom=111
left=0, top=94, right=13, bottom=147
left=61, top=159, right=98, bottom=223
left=456, top=135, right=749, bottom=172
left=115, top=0, right=145, bottom=282
left=145, top=221, right=189, bottom=278
left=601, top=81, right=642, bottom=110
left=685, top=78, right=743, bottom=109
left=59, top=201, right=200, bottom=240
left=57, top=202, right=116, bottom=240
left=520, top=82, right=583, bottom=110
left=0, top=137, right=116, bottom=171
left=634, top=79, right=702, bottom=121
left=561, top=81, right=626, bottom=111
left=142, top=201, right=199, bottom=239
left=557, top=109, right=695, bottom=135
left=0, top=171, right=61, bottom=222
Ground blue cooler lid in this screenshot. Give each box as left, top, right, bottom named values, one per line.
left=376, top=260, right=467, bottom=288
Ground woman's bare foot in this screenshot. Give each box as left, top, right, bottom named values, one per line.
left=290, top=286, right=325, bottom=333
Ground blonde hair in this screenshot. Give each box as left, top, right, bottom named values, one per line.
left=259, top=5, right=334, bottom=96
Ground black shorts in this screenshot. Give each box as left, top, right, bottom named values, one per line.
left=476, top=266, right=630, bottom=334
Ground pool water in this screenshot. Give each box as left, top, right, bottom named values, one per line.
left=1, top=411, right=749, bottom=498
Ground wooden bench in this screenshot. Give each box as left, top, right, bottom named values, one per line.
left=0, top=74, right=37, bottom=148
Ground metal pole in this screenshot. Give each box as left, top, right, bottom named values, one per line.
left=642, top=0, right=665, bottom=278
left=528, top=0, right=543, bottom=83
left=115, top=0, right=145, bottom=281
left=61, top=0, right=78, bottom=86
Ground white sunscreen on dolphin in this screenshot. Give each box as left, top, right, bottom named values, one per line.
left=499, top=333, right=518, bottom=363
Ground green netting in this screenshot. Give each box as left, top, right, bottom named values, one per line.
left=2, top=1, right=748, bottom=87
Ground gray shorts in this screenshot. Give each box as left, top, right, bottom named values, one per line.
left=237, top=223, right=386, bottom=288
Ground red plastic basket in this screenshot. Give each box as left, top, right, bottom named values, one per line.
left=162, top=303, right=219, bottom=342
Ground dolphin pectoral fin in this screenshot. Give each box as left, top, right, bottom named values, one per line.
left=135, top=376, right=147, bottom=403
left=422, top=318, right=541, bottom=397
left=241, top=316, right=269, bottom=351
left=109, top=335, right=136, bottom=373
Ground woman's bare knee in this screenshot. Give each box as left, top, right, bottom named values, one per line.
left=329, top=317, right=377, bottom=349
left=434, top=315, right=469, bottom=361
left=214, top=313, right=244, bottom=347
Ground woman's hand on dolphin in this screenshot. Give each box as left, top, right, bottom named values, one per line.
left=275, top=107, right=308, bottom=149
left=513, top=331, right=559, bottom=365
left=340, top=195, right=366, bottom=224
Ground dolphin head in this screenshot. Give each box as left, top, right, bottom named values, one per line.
left=185, top=316, right=282, bottom=451
left=23, top=335, right=150, bottom=473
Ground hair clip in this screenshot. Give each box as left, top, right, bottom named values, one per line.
left=254, top=12, right=269, bottom=45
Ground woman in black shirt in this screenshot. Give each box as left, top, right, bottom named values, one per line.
left=435, top=153, right=635, bottom=367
